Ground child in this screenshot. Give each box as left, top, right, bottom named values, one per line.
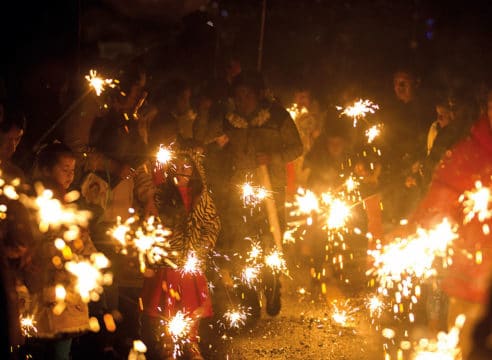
left=141, top=151, right=220, bottom=360
left=25, top=143, right=97, bottom=360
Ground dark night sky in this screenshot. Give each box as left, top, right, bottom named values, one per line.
left=1, top=0, right=492, bottom=101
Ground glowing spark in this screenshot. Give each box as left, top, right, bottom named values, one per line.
left=293, top=188, right=319, bottom=215
left=181, top=252, right=201, bottom=275
left=65, top=252, right=111, bottom=302
left=167, top=311, right=192, bottom=340
left=241, top=265, right=261, bottom=287
left=412, top=315, right=465, bottom=359
left=344, top=176, right=359, bottom=193
left=156, top=145, right=174, bottom=166
left=85, top=69, right=115, bottom=96
left=460, top=181, right=492, bottom=223
left=366, top=295, right=384, bottom=318
left=223, top=306, right=250, bottom=329
left=265, top=248, right=287, bottom=274
left=331, top=300, right=358, bottom=327
left=20, top=315, right=37, bottom=337
left=365, top=124, right=382, bottom=143
left=338, top=99, right=379, bottom=126
left=326, top=199, right=351, bottom=229
left=247, top=242, right=263, bottom=263
left=241, top=182, right=271, bottom=208
left=109, top=216, right=174, bottom=273
left=287, top=103, right=309, bottom=121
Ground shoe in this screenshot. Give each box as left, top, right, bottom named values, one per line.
left=263, top=272, right=281, bottom=316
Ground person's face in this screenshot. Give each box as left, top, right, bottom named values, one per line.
left=226, top=60, right=242, bottom=82
left=393, top=72, right=415, bottom=104
left=294, top=91, right=311, bottom=109
left=326, top=137, right=345, bottom=158
left=234, top=86, right=259, bottom=117
left=0, top=126, right=23, bottom=161
left=436, top=105, right=454, bottom=128
left=173, top=159, right=193, bottom=187
left=50, top=155, right=76, bottom=190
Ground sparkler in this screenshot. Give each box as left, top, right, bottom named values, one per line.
left=460, top=181, right=492, bottom=223
left=109, top=215, right=175, bottom=273
left=223, top=306, right=250, bottom=329
left=366, top=295, right=385, bottom=319
left=331, top=300, right=358, bottom=327
left=85, top=69, right=115, bottom=96
left=181, top=251, right=202, bottom=275
left=166, top=311, right=193, bottom=358
left=411, top=314, right=465, bottom=360
left=240, top=182, right=271, bottom=208
left=337, top=99, right=379, bottom=126
left=264, top=248, right=287, bottom=274
left=246, top=241, right=263, bottom=263
left=326, top=198, right=351, bottom=230
left=20, top=314, right=38, bottom=337
left=365, top=124, right=382, bottom=144
left=241, top=265, right=261, bottom=287
left=65, top=252, right=112, bottom=302
left=156, top=145, right=174, bottom=166
left=287, top=103, right=309, bottom=121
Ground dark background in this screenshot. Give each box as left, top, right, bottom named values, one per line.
left=1, top=0, right=492, bottom=123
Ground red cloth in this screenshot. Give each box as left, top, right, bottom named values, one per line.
left=177, top=186, right=193, bottom=213
left=141, top=268, right=213, bottom=318
left=141, top=184, right=213, bottom=323
left=410, top=116, right=492, bottom=304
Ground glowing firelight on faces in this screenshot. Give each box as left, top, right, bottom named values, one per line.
left=85, top=69, right=115, bottom=96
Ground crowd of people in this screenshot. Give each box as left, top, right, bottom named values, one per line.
left=1, top=56, right=492, bottom=360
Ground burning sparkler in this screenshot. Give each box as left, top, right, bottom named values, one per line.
left=264, top=248, right=287, bottom=274
left=337, top=99, right=379, bottom=126
left=240, top=181, right=271, bottom=208
left=223, top=306, right=250, bottom=329
left=241, top=265, right=261, bottom=287
left=287, top=103, right=309, bottom=121
left=20, top=314, right=38, bottom=337
left=181, top=252, right=202, bottom=275
left=65, top=252, right=112, bottom=302
left=109, top=215, right=175, bottom=273
left=326, top=198, right=351, bottom=230
left=366, top=295, right=385, bottom=319
left=85, top=69, right=116, bottom=96
left=331, top=300, right=358, bottom=327
left=156, top=145, right=174, bottom=166
left=365, top=124, right=382, bottom=144
left=166, top=311, right=193, bottom=358
left=411, top=314, right=465, bottom=359
left=460, top=181, right=492, bottom=223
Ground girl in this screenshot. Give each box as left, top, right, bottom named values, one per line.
left=141, top=151, right=220, bottom=360
left=25, top=143, right=97, bottom=360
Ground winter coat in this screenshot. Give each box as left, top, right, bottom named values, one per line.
left=410, top=116, right=492, bottom=304
left=25, top=181, right=97, bottom=338
left=223, top=100, right=303, bottom=188
left=141, top=152, right=219, bottom=317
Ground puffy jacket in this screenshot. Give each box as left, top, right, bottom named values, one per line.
left=411, top=116, right=492, bottom=303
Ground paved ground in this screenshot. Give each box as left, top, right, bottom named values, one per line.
left=201, top=264, right=383, bottom=360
